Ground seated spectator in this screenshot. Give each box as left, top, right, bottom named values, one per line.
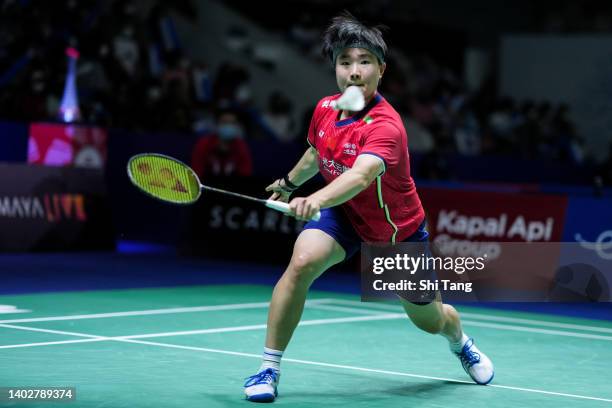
left=551, top=103, right=584, bottom=164
left=260, top=90, right=295, bottom=142
left=487, top=97, right=517, bottom=153
left=403, top=113, right=435, bottom=154
left=212, top=62, right=251, bottom=106
left=453, top=105, right=481, bottom=156
left=191, top=108, right=253, bottom=180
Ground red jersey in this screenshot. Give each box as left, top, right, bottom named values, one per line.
left=307, top=93, right=425, bottom=243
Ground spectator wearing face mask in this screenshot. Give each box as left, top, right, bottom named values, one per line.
left=191, top=108, right=253, bottom=180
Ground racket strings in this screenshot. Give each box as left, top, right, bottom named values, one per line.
left=129, top=155, right=200, bottom=204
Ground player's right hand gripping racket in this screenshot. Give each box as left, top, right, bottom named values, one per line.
left=127, top=153, right=321, bottom=221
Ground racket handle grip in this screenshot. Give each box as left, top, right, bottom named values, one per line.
left=265, top=200, right=321, bottom=222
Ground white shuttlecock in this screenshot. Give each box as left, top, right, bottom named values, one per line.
left=330, top=85, right=365, bottom=111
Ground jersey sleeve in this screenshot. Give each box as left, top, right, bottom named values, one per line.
left=360, top=122, right=403, bottom=173
left=306, top=112, right=317, bottom=149
left=306, top=97, right=333, bottom=150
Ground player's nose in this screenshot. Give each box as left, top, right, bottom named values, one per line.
left=349, top=66, right=361, bottom=81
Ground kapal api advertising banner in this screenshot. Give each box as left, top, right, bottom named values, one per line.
left=380, top=188, right=611, bottom=303
left=419, top=188, right=568, bottom=254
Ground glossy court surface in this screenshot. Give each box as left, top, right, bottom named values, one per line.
left=1, top=283, right=611, bottom=408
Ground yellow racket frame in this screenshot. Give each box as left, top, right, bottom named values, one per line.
left=127, top=153, right=201, bottom=205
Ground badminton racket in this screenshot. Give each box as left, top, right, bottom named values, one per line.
left=127, top=153, right=321, bottom=221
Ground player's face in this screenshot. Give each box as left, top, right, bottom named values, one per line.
left=335, top=48, right=386, bottom=104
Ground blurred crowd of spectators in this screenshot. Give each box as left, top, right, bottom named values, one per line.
left=0, top=0, right=201, bottom=132
left=1, top=0, right=612, bottom=186
left=379, top=54, right=587, bottom=163
left=277, top=8, right=612, bottom=185
left=281, top=10, right=589, bottom=164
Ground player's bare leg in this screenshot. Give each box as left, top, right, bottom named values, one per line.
left=266, top=229, right=345, bottom=350
left=400, top=293, right=462, bottom=340
left=244, top=229, right=345, bottom=402
left=401, top=296, right=495, bottom=385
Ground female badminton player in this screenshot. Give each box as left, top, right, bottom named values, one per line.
left=243, top=12, right=494, bottom=402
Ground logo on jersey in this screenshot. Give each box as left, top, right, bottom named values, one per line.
left=322, top=100, right=331, bottom=108
left=318, top=130, right=325, bottom=138
left=321, top=157, right=350, bottom=176
left=343, top=143, right=357, bottom=156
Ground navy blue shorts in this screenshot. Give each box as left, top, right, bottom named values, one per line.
left=303, top=207, right=435, bottom=305
left=304, top=206, right=429, bottom=259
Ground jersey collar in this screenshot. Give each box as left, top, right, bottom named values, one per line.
left=335, top=93, right=382, bottom=127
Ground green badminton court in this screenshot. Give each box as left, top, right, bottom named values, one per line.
left=1, top=285, right=611, bottom=407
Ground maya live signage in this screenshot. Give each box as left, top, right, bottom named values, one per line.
left=27, top=123, right=108, bottom=168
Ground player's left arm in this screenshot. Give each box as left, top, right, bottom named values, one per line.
left=289, top=154, right=383, bottom=220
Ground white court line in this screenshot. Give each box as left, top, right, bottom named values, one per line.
left=5, top=296, right=611, bottom=337
left=0, top=338, right=105, bottom=349
left=0, top=323, right=105, bottom=339
left=0, top=314, right=404, bottom=349
left=327, top=299, right=612, bottom=334
left=117, top=314, right=403, bottom=340
left=0, top=299, right=334, bottom=325
left=307, top=303, right=390, bottom=315
left=4, top=308, right=612, bottom=349
left=2, top=323, right=611, bottom=403
left=312, top=301, right=612, bottom=341
left=461, top=320, right=612, bottom=341
left=0, top=305, right=30, bottom=314
left=3, top=298, right=612, bottom=344
left=0, top=323, right=110, bottom=349
left=2, top=315, right=612, bottom=402
left=461, top=312, right=612, bottom=334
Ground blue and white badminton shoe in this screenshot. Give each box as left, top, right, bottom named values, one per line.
left=453, top=338, right=494, bottom=385
left=244, top=368, right=280, bottom=402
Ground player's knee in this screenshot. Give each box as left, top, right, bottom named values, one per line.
left=288, top=252, right=324, bottom=286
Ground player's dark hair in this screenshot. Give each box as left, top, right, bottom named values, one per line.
left=322, top=11, right=387, bottom=65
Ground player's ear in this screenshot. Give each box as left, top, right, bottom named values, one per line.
left=379, top=62, right=386, bottom=80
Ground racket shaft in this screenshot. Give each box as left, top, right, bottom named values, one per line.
left=201, top=185, right=264, bottom=204
left=201, top=184, right=321, bottom=221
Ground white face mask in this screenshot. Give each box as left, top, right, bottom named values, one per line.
left=217, top=124, right=243, bottom=140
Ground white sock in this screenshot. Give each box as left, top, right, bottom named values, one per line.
left=260, top=347, right=283, bottom=372
left=449, top=332, right=469, bottom=353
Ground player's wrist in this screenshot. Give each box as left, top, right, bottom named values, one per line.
left=280, top=175, right=298, bottom=193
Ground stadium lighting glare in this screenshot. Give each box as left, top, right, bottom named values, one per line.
left=58, top=47, right=81, bottom=123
